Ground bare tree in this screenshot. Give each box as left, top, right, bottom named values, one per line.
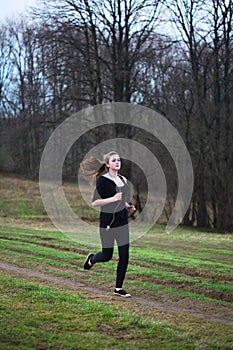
left=207, top=0, right=233, bottom=231
left=33, top=0, right=164, bottom=103
left=0, top=20, right=51, bottom=175
left=165, top=0, right=233, bottom=231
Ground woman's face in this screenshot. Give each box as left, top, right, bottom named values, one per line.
left=107, top=154, right=121, bottom=171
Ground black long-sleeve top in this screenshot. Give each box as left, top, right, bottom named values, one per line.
left=92, top=174, right=129, bottom=228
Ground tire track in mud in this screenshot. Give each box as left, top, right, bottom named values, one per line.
left=1, top=241, right=233, bottom=303
left=0, top=261, right=232, bottom=326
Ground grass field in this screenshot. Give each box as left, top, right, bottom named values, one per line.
left=0, top=173, right=233, bottom=349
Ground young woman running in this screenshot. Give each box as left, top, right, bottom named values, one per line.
left=80, top=151, right=136, bottom=297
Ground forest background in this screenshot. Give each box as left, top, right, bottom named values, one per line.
left=0, top=0, right=232, bottom=233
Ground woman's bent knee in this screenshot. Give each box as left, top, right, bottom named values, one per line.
left=102, top=248, right=113, bottom=262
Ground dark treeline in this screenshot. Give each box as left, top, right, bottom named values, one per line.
left=0, top=0, right=232, bottom=232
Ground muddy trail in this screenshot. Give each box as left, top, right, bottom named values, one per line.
left=0, top=261, right=232, bottom=326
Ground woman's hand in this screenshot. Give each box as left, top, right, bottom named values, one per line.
left=112, top=192, right=122, bottom=202
left=125, top=203, right=136, bottom=214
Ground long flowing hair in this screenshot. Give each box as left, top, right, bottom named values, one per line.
left=80, top=151, right=119, bottom=185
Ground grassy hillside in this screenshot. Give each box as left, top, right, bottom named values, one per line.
left=0, top=173, right=98, bottom=228
left=0, top=174, right=232, bottom=349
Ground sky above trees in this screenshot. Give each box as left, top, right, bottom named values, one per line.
left=0, top=0, right=37, bottom=21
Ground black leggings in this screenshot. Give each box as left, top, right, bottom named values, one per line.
left=91, top=226, right=129, bottom=288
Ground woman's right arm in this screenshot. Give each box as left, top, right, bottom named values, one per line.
left=92, top=192, right=122, bottom=207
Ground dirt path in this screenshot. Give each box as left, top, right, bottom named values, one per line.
left=0, top=261, right=232, bottom=326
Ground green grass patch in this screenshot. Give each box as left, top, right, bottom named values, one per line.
left=0, top=225, right=232, bottom=304
left=0, top=175, right=233, bottom=349
left=0, top=173, right=98, bottom=222
left=0, top=274, right=199, bottom=350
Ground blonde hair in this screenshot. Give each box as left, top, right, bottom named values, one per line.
left=80, top=151, right=119, bottom=185
left=103, top=151, right=119, bottom=164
